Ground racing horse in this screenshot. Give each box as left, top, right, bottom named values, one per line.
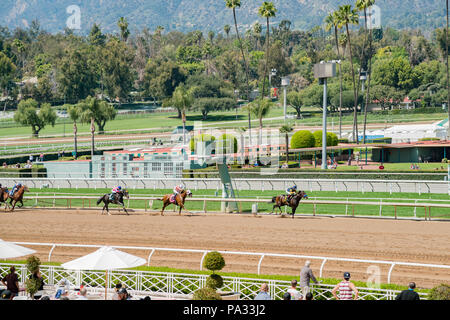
left=96, top=189, right=130, bottom=215
left=0, top=187, right=11, bottom=211
left=8, top=184, right=29, bottom=212
left=270, top=190, right=308, bottom=218
left=158, top=189, right=193, bottom=216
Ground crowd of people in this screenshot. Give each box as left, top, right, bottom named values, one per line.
left=0, top=263, right=422, bottom=301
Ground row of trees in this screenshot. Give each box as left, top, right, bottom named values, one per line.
left=0, top=1, right=448, bottom=143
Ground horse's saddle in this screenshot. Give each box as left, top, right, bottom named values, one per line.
left=169, top=194, right=177, bottom=204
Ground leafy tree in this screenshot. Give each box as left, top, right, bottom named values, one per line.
left=58, top=48, right=97, bottom=102
left=101, top=38, right=135, bottom=102
left=170, top=84, right=194, bottom=143
left=78, top=96, right=117, bottom=134
left=370, top=85, right=405, bottom=110
left=193, top=97, right=236, bottom=120
left=14, top=98, right=57, bottom=137
left=285, top=90, right=302, bottom=119
left=224, top=25, right=231, bottom=39
left=89, top=23, right=106, bottom=46
left=0, top=51, right=16, bottom=110
left=372, top=55, right=418, bottom=91
left=117, top=17, right=130, bottom=42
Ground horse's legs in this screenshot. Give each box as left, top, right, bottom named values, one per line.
left=122, top=203, right=129, bottom=215
left=160, top=202, right=168, bottom=216
left=18, top=200, right=23, bottom=208
left=10, top=200, right=16, bottom=212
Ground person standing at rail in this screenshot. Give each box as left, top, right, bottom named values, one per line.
left=299, top=261, right=319, bottom=299
left=395, top=282, right=420, bottom=300
left=332, top=272, right=359, bottom=300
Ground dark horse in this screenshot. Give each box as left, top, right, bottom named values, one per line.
left=270, top=190, right=308, bottom=218
left=0, top=187, right=10, bottom=211
left=158, top=189, right=193, bottom=216
left=96, top=189, right=129, bottom=215
left=5, top=185, right=29, bottom=212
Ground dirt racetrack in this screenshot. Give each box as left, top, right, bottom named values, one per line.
left=2, top=208, right=449, bottom=289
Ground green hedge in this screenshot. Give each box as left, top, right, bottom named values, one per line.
left=290, top=130, right=315, bottom=149
left=0, top=167, right=47, bottom=178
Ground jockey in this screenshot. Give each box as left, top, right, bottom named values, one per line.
left=286, top=185, right=297, bottom=202
left=110, top=186, right=122, bottom=201
left=9, top=183, right=22, bottom=196
left=173, top=184, right=185, bottom=195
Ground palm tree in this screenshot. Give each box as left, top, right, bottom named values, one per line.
left=258, top=1, right=277, bottom=99
left=246, top=98, right=273, bottom=145
left=356, top=0, right=376, bottom=144
left=279, top=125, right=293, bottom=164
left=253, top=22, right=262, bottom=50
left=336, top=4, right=359, bottom=143
left=325, top=11, right=344, bottom=139
left=224, top=24, right=231, bottom=39
left=225, top=0, right=253, bottom=144
left=67, top=104, right=80, bottom=159
left=117, top=17, right=130, bottom=42
left=171, top=84, right=194, bottom=145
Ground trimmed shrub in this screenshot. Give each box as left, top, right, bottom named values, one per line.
left=429, top=284, right=450, bottom=300
left=313, top=131, right=338, bottom=147
left=25, top=256, right=42, bottom=298
left=420, top=137, right=440, bottom=141
left=290, top=130, right=315, bottom=149
left=189, top=134, right=215, bottom=153
left=192, top=287, right=222, bottom=300
left=206, top=274, right=224, bottom=290
left=203, top=251, right=225, bottom=273
left=215, top=134, right=238, bottom=154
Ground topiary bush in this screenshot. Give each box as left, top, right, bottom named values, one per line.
left=313, top=130, right=338, bottom=147
left=189, top=134, right=215, bottom=153
left=206, top=273, right=224, bottom=290
left=26, top=255, right=42, bottom=298
left=203, top=251, right=225, bottom=273
left=429, top=284, right=450, bottom=300
left=215, top=134, right=238, bottom=154
left=26, top=255, right=41, bottom=274
left=192, top=287, right=222, bottom=300
left=290, top=130, right=315, bottom=149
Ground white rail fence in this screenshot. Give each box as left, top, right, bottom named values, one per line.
left=10, top=242, right=450, bottom=287
left=17, top=195, right=450, bottom=220
left=1, top=177, right=450, bottom=194
left=0, top=263, right=426, bottom=300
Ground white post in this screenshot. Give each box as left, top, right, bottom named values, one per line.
left=322, top=78, right=328, bottom=170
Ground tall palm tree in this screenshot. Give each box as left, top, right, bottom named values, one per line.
left=325, top=11, right=344, bottom=139
left=279, top=125, right=293, bottom=164
left=225, top=0, right=253, bottom=144
left=246, top=98, right=273, bottom=145
left=253, top=22, right=262, bottom=50
left=117, top=17, right=130, bottom=42
left=171, top=84, right=194, bottom=145
left=67, top=104, right=80, bottom=159
left=224, top=24, right=231, bottom=39
left=356, top=0, right=376, bottom=145
left=337, top=4, right=359, bottom=143
left=258, top=1, right=277, bottom=100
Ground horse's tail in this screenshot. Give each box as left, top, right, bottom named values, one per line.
left=270, top=196, right=277, bottom=203
left=97, top=195, right=104, bottom=205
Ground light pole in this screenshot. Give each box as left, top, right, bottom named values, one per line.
left=281, top=76, right=290, bottom=124
left=314, top=61, right=336, bottom=170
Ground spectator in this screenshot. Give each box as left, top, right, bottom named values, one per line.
left=254, top=283, right=271, bottom=300
left=29, top=155, right=34, bottom=162
left=332, top=272, right=359, bottom=300
left=1, top=266, right=20, bottom=298
left=140, top=296, right=151, bottom=301
left=305, top=292, right=314, bottom=300
left=57, top=151, right=61, bottom=159
left=2, top=162, right=6, bottom=168
left=282, top=292, right=291, bottom=300
left=300, top=261, right=319, bottom=299
left=112, top=283, right=122, bottom=300
left=118, top=288, right=129, bottom=301
left=287, top=279, right=302, bottom=300
left=0, top=290, right=12, bottom=300
left=77, top=287, right=89, bottom=300
left=40, top=153, right=44, bottom=162
left=395, top=282, right=420, bottom=301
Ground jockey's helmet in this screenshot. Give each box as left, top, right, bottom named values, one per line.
left=179, top=184, right=185, bottom=189
left=118, top=186, right=122, bottom=190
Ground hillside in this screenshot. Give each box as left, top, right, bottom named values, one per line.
left=0, top=0, right=446, bottom=35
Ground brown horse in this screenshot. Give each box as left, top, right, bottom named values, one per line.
left=8, top=185, right=29, bottom=211
left=270, top=190, right=308, bottom=218
left=158, top=189, right=192, bottom=216
left=0, top=187, right=10, bottom=211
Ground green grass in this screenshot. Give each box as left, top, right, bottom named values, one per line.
left=22, top=188, right=450, bottom=219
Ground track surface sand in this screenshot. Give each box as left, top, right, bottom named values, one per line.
left=2, top=208, right=449, bottom=288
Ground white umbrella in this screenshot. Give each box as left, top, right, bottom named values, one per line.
left=0, top=239, right=36, bottom=259
left=61, top=246, right=146, bottom=299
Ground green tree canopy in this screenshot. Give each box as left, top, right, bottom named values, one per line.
left=14, top=98, right=57, bottom=137
left=77, top=96, right=117, bottom=133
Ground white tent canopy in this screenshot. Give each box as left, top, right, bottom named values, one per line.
left=61, top=246, right=146, bottom=271
left=0, top=239, right=36, bottom=259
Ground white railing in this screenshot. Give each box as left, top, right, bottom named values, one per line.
left=17, top=195, right=450, bottom=220
left=0, top=263, right=429, bottom=300
left=1, top=177, right=448, bottom=194
left=10, top=242, right=450, bottom=285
